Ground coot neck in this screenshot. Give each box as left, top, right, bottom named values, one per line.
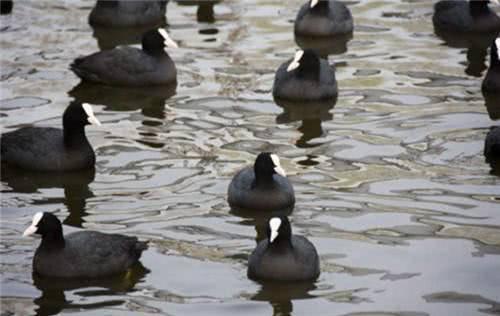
left=297, top=67, right=319, bottom=81
left=63, top=124, right=89, bottom=148
left=469, top=1, right=492, bottom=16
left=253, top=171, right=275, bottom=188
left=268, top=236, right=293, bottom=252
left=142, top=35, right=168, bottom=57
left=144, top=47, right=168, bottom=58
left=310, top=0, right=330, bottom=15
left=40, top=230, right=65, bottom=251
left=297, top=57, right=321, bottom=81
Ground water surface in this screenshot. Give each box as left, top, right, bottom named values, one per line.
left=1, top=1, right=499, bottom=316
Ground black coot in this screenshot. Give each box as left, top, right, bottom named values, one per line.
left=1, top=102, right=100, bottom=172
left=228, top=153, right=295, bottom=212
left=433, top=0, right=500, bottom=33
left=294, top=0, right=353, bottom=37
left=23, top=212, right=148, bottom=278
left=247, top=216, right=320, bottom=282
left=273, top=49, right=337, bottom=101
left=89, top=0, right=168, bottom=28
left=71, top=28, right=177, bottom=86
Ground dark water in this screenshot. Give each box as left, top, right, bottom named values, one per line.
left=1, top=1, right=500, bottom=316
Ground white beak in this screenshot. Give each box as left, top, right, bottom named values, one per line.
left=496, top=38, right=500, bottom=60
left=23, top=224, right=38, bottom=237
left=269, top=217, right=282, bottom=243
left=24, top=212, right=43, bottom=237
left=158, top=28, right=178, bottom=48
left=270, top=230, right=278, bottom=243
left=270, top=154, right=287, bottom=177
left=87, top=116, right=101, bottom=126
left=287, top=50, right=304, bottom=72
left=82, top=103, right=102, bottom=126
left=274, top=166, right=286, bottom=177
left=310, top=0, right=319, bottom=8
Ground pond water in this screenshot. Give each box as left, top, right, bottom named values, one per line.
left=1, top=1, right=500, bottom=316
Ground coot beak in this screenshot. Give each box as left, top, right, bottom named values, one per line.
left=82, top=103, right=102, bottom=126
left=23, top=224, right=38, bottom=237
left=287, top=50, right=304, bottom=72
left=158, top=28, right=179, bottom=48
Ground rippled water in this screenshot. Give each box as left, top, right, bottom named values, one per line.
left=1, top=1, right=500, bottom=315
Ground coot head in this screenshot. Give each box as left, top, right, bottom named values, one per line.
left=254, top=152, right=286, bottom=182
left=309, top=0, right=328, bottom=11
left=286, top=49, right=321, bottom=80
left=142, top=28, right=178, bottom=55
left=23, top=212, right=63, bottom=240
left=266, top=216, right=292, bottom=244
left=63, top=102, right=101, bottom=130
left=470, top=0, right=499, bottom=15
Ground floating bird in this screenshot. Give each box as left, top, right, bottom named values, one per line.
left=228, top=153, right=295, bottom=212
left=23, top=212, right=148, bottom=278
left=71, top=28, right=177, bottom=86
left=247, top=216, right=320, bottom=282
left=1, top=102, right=100, bottom=172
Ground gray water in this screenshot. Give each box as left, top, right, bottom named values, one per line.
left=1, top=1, right=500, bottom=316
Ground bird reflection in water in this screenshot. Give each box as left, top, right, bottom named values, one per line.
left=33, top=262, right=149, bottom=316
left=295, top=33, right=352, bottom=58
left=1, top=165, right=95, bottom=228
left=175, top=0, right=219, bottom=23
left=275, top=96, right=337, bottom=148
left=433, top=28, right=499, bottom=77
left=251, top=280, right=317, bottom=316
left=69, top=81, right=177, bottom=121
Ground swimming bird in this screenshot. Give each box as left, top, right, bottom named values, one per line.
left=1, top=102, right=100, bottom=172
left=247, top=216, right=320, bottom=282
left=89, top=0, right=168, bottom=28
left=228, top=153, right=295, bottom=212
left=433, top=0, right=500, bottom=33
left=294, top=0, right=353, bottom=37
left=23, top=212, right=148, bottom=278
left=71, top=28, right=177, bottom=86
left=273, top=49, right=337, bottom=101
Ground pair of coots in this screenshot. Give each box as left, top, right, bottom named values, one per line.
left=22, top=214, right=319, bottom=281
left=273, top=0, right=353, bottom=102
left=3, top=102, right=146, bottom=278
left=228, top=153, right=320, bottom=281
left=2, top=102, right=147, bottom=278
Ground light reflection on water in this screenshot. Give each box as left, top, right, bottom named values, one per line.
left=1, top=0, right=500, bottom=316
